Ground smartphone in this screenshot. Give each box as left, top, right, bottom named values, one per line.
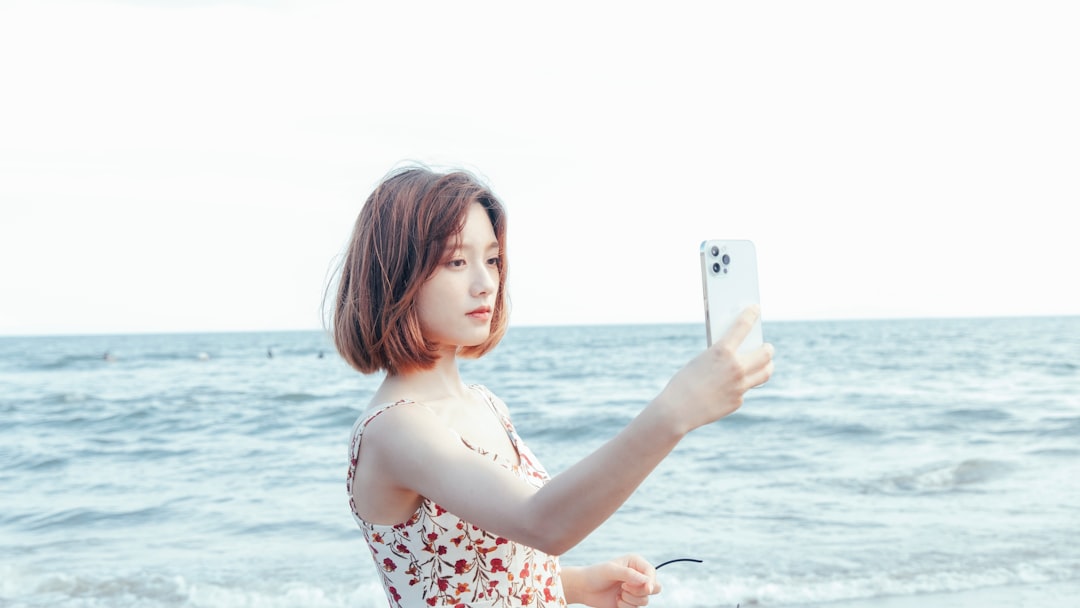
left=699, top=239, right=764, bottom=353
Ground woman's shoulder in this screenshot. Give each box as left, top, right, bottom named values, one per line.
left=351, top=398, right=449, bottom=453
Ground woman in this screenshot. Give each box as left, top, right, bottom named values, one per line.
left=331, top=166, right=774, bottom=607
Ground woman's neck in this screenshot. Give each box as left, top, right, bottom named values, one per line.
left=374, top=353, right=470, bottom=405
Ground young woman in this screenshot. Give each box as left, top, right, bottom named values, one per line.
left=331, top=166, right=774, bottom=607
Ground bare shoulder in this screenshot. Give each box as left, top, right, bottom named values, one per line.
left=362, top=400, right=442, bottom=445
left=350, top=401, right=452, bottom=523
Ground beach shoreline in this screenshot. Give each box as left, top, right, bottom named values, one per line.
left=810, top=578, right=1080, bottom=608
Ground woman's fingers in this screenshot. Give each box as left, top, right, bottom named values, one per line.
left=718, top=305, right=760, bottom=352
left=740, top=342, right=775, bottom=387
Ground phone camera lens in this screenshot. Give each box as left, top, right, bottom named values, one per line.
left=712, top=262, right=721, bottom=273
left=721, top=254, right=730, bottom=265
left=710, top=245, right=720, bottom=257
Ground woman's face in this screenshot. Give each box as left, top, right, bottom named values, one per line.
left=415, top=203, right=501, bottom=353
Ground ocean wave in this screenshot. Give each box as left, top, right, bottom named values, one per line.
left=0, top=565, right=389, bottom=608
left=942, top=407, right=1014, bottom=422
left=1044, top=360, right=1078, bottom=376
left=29, top=354, right=109, bottom=372
left=1026, top=446, right=1080, bottom=458
left=15, top=505, right=172, bottom=532
left=1039, top=416, right=1080, bottom=438
left=271, top=392, right=328, bottom=403
left=4, top=453, right=68, bottom=473
left=523, top=409, right=638, bottom=442
left=720, top=411, right=777, bottom=427
left=35, top=391, right=97, bottom=406
left=863, top=458, right=1014, bottom=494
left=6, top=559, right=1076, bottom=608
left=667, top=558, right=1080, bottom=607
left=309, top=404, right=365, bottom=429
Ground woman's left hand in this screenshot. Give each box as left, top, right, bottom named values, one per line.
left=565, top=554, right=661, bottom=608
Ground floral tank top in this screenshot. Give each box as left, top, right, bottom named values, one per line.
left=347, top=384, right=567, bottom=607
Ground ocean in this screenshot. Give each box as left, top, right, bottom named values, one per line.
left=1, top=316, right=1078, bottom=607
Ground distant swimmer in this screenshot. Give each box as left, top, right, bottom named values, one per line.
left=267, top=347, right=273, bottom=359
left=318, top=350, right=324, bottom=359
left=102, top=351, right=115, bottom=362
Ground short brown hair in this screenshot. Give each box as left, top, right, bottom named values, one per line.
left=328, top=166, right=509, bottom=375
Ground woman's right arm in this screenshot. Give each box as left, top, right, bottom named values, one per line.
left=359, top=306, right=774, bottom=555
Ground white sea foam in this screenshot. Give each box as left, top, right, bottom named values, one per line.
left=657, top=559, right=1080, bottom=607
left=0, top=564, right=388, bottom=608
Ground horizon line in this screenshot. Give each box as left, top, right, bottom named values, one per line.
left=2, top=312, right=1077, bottom=340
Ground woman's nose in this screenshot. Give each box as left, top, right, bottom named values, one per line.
left=472, top=264, right=497, bottom=296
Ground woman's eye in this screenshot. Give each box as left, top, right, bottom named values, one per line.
left=486, top=257, right=501, bottom=267
left=448, top=259, right=466, bottom=268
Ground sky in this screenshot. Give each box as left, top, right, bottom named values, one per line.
left=1, top=0, right=1077, bottom=336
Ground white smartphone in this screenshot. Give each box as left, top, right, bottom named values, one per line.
left=699, top=239, right=764, bottom=353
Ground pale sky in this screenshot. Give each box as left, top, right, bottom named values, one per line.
left=1, top=0, right=1077, bottom=336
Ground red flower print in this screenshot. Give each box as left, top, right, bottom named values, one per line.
left=352, top=409, right=571, bottom=607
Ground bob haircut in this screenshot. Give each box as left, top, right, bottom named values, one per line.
left=330, top=166, right=509, bottom=375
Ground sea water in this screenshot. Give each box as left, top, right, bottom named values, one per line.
left=1, top=316, right=1077, bottom=607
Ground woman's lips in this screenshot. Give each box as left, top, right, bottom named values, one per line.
left=467, top=306, right=492, bottom=320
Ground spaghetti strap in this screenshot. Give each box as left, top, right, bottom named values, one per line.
left=470, top=383, right=506, bottom=422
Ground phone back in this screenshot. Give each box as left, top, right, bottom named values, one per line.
left=700, top=239, right=764, bottom=353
